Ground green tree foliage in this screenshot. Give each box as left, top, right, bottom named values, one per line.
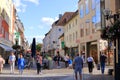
left=36, top=43, right=42, bottom=52
left=101, top=20, right=120, bottom=40
left=12, top=44, right=21, bottom=50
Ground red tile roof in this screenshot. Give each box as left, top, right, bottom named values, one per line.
left=56, top=10, right=78, bottom=26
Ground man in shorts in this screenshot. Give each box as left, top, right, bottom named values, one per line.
left=73, top=53, right=83, bottom=80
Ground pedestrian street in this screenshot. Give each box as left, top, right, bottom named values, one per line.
left=0, top=66, right=114, bottom=80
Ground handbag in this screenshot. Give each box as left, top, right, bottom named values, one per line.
left=92, top=63, right=94, bottom=68
left=97, top=64, right=100, bottom=70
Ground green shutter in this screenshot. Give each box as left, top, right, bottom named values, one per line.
left=61, top=41, right=64, bottom=49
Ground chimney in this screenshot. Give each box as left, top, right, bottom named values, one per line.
left=59, top=14, right=62, bottom=19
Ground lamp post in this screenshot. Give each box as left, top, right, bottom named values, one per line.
left=103, top=9, right=120, bottom=80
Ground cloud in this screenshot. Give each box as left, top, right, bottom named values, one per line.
left=26, top=35, right=44, bottom=40
left=41, top=17, right=58, bottom=26
left=24, top=0, right=40, bottom=5
left=26, top=35, right=45, bottom=43
left=13, top=0, right=27, bottom=12
left=13, top=0, right=40, bottom=13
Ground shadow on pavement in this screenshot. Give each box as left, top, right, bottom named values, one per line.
left=84, top=74, right=114, bottom=80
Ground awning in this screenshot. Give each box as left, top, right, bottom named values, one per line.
left=0, top=43, right=13, bottom=51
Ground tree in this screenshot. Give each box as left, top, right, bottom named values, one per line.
left=36, top=43, right=42, bottom=52
left=12, top=44, right=21, bottom=50
left=101, top=20, right=120, bottom=40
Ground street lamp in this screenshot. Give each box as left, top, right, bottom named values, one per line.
left=103, top=9, right=112, bottom=19
left=103, top=9, right=120, bottom=80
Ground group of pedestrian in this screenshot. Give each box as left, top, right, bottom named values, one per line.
left=72, top=52, right=107, bottom=80
left=53, top=51, right=63, bottom=68
left=8, top=52, right=25, bottom=74
left=0, top=51, right=44, bottom=75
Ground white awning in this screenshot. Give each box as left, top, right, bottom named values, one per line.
left=0, top=43, right=13, bottom=51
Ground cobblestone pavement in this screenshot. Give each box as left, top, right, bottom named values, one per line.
left=0, top=66, right=114, bottom=80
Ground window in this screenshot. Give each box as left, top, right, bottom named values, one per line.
left=92, top=16, right=96, bottom=33
left=95, top=1, right=101, bottom=23
left=58, top=28, right=61, bottom=31
left=2, top=27, right=4, bottom=35
left=86, top=28, right=88, bottom=35
left=80, top=4, right=84, bottom=18
left=80, top=29, right=84, bottom=37
left=80, top=24, right=84, bottom=37
left=69, top=34, right=72, bottom=42
left=67, top=26, right=69, bottom=32
left=5, top=31, right=9, bottom=40
left=92, top=0, right=95, bottom=9
left=73, top=22, right=74, bottom=27
left=92, top=15, right=96, bottom=24
left=67, top=36, right=68, bottom=41
left=76, top=31, right=78, bottom=40
left=75, top=19, right=77, bottom=25
left=85, top=0, right=89, bottom=14
left=69, top=24, right=71, bottom=29
left=96, top=0, right=100, bottom=4
left=73, top=33, right=75, bottom=41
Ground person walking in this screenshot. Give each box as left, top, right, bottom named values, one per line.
left=0, top=55, right=5, bottom=73
left=68, top=57, right=73, bottom=69
left=8, top=52, right=16, bottom=74
left=36, top=53, right=42, bottom=74
left=100, top=53, right=107, bottom=74
left=64, top=54, right=69, bottom=68
left=56, top=51, right=61, bottom=68
left=73, top=53, right=83, bottom=80
left=87, top=55, right=94, bottom=73
left=18, top=54, right=25, bottom=75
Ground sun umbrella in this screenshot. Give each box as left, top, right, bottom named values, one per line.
left=31, top=38, right=36, bottom=58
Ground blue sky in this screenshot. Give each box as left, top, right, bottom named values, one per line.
left=13, top=0, right=78, bottom=44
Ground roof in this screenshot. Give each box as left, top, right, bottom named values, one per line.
left=56, top=12, right=74, bottom=26
left=52, top=20, right=59, bottom=27
left=56, top=10, right=78, bottom=26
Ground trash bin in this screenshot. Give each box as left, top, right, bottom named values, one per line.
left=48, top=60, right=53, bottom=69
left=108, top=69, right=113, bottom=75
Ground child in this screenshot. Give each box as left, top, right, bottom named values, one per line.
left=18, top=54, right=25, bottom=75
left=68, top=58, right=72, bottom=69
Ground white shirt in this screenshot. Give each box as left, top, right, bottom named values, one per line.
left=9, top=55, right=16, bottom=62
left=87, top=57, right=93, bottom=62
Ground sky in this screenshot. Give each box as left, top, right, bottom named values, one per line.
left=13, top=0, right=78, bottom=44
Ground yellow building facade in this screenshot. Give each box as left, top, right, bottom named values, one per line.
left=64, top=10, right=79, bottom=58
left=0, top=0, right=13, bottom=46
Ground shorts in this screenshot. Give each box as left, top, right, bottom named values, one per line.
left=74, top=67, right=82, bottom=74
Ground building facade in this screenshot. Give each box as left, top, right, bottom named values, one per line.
left=60, top=11, right=79, bottom=58
left=78, top=0, right=118, bottom=64
left=42, top=17, right=64, bottom=56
